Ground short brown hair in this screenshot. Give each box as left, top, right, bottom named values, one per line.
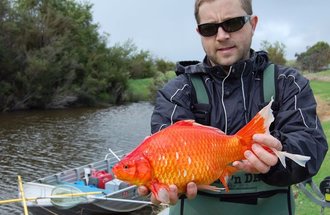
left=194, top=0, right=253, bottom=24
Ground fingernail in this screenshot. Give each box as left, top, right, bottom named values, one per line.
left=188, top=183, right=195, bottom=189
left=169, top=185, right=177, bottom=192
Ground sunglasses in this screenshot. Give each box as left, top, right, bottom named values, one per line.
left=198, top=16, right=251, bottom=37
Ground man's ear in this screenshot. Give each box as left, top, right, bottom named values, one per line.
left=196, top=27, right=200, bottom=35
left=250, top=15, right=258, bottom=35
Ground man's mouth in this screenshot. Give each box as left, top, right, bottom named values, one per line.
left=218, top=46, right=235, bottom=52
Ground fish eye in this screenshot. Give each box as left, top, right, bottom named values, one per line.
left=124, top=165, right=129, bottom=169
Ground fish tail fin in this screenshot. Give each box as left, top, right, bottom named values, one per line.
left=272, top=149, right=311, bottom=168
left=236, top=99, right=274, bottom=145
left=235, top=99, right=311, bottom=168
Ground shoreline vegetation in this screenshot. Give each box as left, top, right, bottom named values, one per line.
left=0, top=0, right=176, bottom=112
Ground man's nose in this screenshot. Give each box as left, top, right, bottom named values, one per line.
left=216, top=27, right=230, bottom=40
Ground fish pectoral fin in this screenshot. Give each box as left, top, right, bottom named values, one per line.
left=197, top=184, right=225, bottom=193
left=219, top=176, right=230, bottom=192
left=150, top=181, right=170, bottom=204
left=218, top=166, right=238, bottom=192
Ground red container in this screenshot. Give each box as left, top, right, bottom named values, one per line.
left=90, top=170, right=113, bottom=189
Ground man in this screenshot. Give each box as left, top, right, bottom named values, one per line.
left=139, top=0, right=328, bottom=214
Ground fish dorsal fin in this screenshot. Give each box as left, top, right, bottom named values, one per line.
left=174, top=120, right=225, bottom=134
left=173, top=120, right=195, bottom=126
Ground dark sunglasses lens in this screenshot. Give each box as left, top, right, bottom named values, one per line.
left=198, top=24, right=218, bottom=37
left=222, top=17, right=246, bottom=32
left=198, top=16, right=249, bottom=36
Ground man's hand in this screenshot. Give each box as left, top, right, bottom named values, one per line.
left=233, top=133, right=282, bottom=174
left=137, top=182, right=198, bottom=205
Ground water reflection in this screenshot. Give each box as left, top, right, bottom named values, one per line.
left=0, top=102, right=154, bottom=214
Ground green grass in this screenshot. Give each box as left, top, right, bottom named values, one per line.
left=127, top=78, right=154, bottom=102
left=294, top=73, right=330, bottom=215
left=127, top=71, right=176, bottom=102
left=295, top=120, right=330, bottom=215
left=310, top=80, right=330, bottom=103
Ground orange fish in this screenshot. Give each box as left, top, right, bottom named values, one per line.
left=112, top=101, right=310, bottom=203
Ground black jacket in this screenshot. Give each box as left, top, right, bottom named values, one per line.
left=151, top=50, right=328, bottom=186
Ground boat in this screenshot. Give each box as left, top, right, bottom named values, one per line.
left=19, top=150, right=153, bottom=215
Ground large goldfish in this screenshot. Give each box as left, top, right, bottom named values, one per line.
left=112, top=101, right=310, bottom=203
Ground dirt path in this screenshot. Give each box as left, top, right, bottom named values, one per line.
left=316, top=96, right=330, bottom=122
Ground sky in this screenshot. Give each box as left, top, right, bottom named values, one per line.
left=88, top=0, right=330, bottom=62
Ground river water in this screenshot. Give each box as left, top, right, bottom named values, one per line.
left=0, top=102, right=154, bottom=214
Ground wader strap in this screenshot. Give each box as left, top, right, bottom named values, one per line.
left=190, top=74, right=209, bottom=104
left=263, top=64, right=275, bottom=103
left=179, top=195, right=186, bottom=215
left=189, top=74, right=211, bottom=125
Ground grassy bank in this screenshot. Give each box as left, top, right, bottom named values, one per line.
left=127, top=78, right=154, bottom=102
left=294, top=120, right=329, bottom=215
left=127, top=71, right=176, bottom=102
left=295, top=71, right=330, bottom=215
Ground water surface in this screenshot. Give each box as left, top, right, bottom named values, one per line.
left=0, top=102, right=154, bottom=214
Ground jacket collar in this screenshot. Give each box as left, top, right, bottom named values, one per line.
left=176, top=49, right=269, bottom=79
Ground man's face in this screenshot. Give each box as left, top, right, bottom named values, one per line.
left=197, top=0, right=257, bottom=67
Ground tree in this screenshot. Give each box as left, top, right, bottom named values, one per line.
left=128, top=49, right=156, bottom=79
left=0, top=0, right=132, bottom=110
left=260, top=40, right=287, bottom=65
left=295, top=41, right=330, bottom=72
left=155, top=58, right=175, bottom=73
left=0, top=0, right=168, bottom=111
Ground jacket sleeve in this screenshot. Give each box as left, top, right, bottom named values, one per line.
left=261, top=67, right=328, bottom=186
left=151, top=74, right=195, bottom=134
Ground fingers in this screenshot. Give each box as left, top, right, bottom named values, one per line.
left=251, top=143, right=278, bottom=166
left=138, top=183, right=197, bottom=205
left=152, top=185, right=179, bottom=205
left=139, top=185, right=179, bottom=205
left=168, top=185, right=179, bottom=204
left=253, top=134, right=282, bottom=151
left=186, top=182, right=197, bottom=200
left=232, top=160, right=259, bottom=174
left=244, top=148, right=271, bottom=173
left=150, top=193, right=162, bottom=205
left=234, top=134, right=282, bottom=174
left=242, top=142, right=279, bottom=174
left=138, top=186, right=149, bottom=196
left=138, top=186, right=161, bottom=205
